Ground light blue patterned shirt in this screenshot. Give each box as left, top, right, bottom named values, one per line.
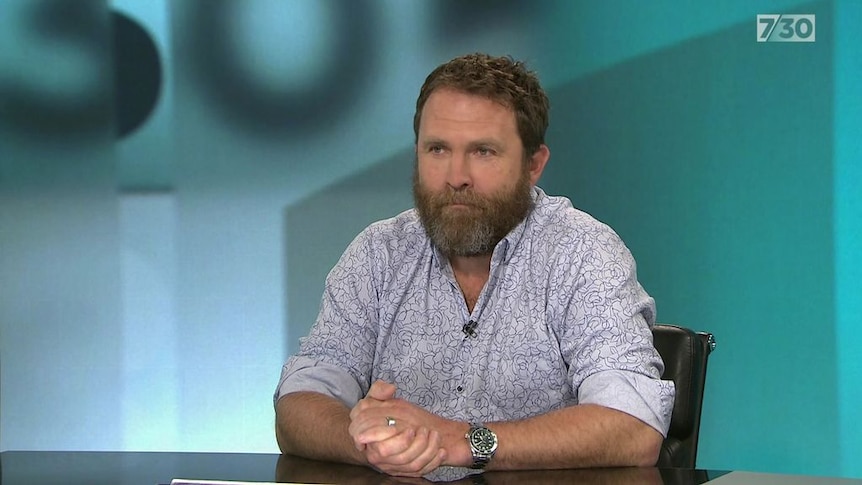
left=275, top=186, right=674, bottom=436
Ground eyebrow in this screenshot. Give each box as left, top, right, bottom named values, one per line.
left=467, top=139, right=503, bottom=150
left=419, top=137, right=448, bottom=149
left=419, top=138, right=504, bottom=151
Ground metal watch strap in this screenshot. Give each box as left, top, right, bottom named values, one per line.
left=471, top=453, right=492, bottom=469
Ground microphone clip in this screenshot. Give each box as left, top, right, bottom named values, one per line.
left=462, top=320, right=478, bottom=338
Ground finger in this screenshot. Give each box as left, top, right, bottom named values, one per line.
left=368, top=380, right=397, bottom=400
left=349, top=396, right=392, bottom=424
left=376, top=446, right=444, bottom=478
left=350, top=404, right=417, bottom=438
left=374, top=427, right=443, bottom=477
left=349, top=409, right=401, bottom=440
left=353, top=422, right=406, bottom=446
left=349, top=391, right=399, bottom=423
left=414, top=447, right=447, bottom=477
left=417, top=430, right=447, bottom=475
left=394, top=427, right=440, bottom=470
left=364, top=428, right=416, bottom=466
left=348, top=402, right=371, bottom=426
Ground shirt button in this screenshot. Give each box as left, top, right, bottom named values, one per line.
left=456, top=386, right=463, bottom=392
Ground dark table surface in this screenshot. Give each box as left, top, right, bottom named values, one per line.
left=0, top=451, right=729, bottom=485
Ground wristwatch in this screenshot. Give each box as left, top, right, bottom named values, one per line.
left=466, top=424, right=498, bottom=469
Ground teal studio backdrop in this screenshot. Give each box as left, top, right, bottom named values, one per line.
left=1, top=0, right=859, bottom=478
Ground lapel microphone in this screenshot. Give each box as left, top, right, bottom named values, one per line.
left=462, top=320, right=478, bottom=338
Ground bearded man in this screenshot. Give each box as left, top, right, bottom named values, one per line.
left=274, top=53, right=675, bottom=479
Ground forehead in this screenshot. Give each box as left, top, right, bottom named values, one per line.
left=418, top=88, right=517, bottom=138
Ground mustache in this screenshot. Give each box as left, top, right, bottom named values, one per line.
left=431, top=189, right=487, bottom=207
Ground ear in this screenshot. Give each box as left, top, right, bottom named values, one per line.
left=527, top=144, right=550, bottom=185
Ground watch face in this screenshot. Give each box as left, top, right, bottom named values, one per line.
left=469, top=427, right=498, bottom=453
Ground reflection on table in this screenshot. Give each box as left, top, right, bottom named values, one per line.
left=274, top=453, right=719, bottom=484
left=0, top=451, right=723, bottom=485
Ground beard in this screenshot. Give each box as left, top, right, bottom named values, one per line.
left=413, top=166, right=534, bottom=258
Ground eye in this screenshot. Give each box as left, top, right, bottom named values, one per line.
left=427, top=144, right=445, bottom=154
left=476, top=146, right=495, bottom=157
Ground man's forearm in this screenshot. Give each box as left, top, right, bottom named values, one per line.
left=275, top=391, right=367, bottom=465
left=483, top=404, right=662, bottom=470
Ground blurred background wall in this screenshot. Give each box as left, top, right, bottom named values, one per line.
left=1, top=0, right=859, bottom=478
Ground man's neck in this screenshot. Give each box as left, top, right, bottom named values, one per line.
left=449, top=254, right=493, bottom=314
left=449, top=253, right=493, bottom=277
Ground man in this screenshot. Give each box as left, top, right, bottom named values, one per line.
left=274, top=53, right=675, bottom=478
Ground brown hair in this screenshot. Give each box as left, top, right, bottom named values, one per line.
left=413, top=53, right=549, bottom=158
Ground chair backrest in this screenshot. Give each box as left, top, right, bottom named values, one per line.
left=652, top=323, right=716, bottom=468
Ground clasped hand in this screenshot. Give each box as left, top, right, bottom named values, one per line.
left=348, top=380, right=452, bottom=477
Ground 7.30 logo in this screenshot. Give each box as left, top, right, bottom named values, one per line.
left=757, top=14, right=816, bottom=42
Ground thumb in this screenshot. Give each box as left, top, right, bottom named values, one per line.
left=367, top=380, right=397, bottom=400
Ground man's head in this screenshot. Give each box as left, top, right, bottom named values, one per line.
left=412, top=53, right=551, bottom=258
left=413, top=53, right=550, bottom=158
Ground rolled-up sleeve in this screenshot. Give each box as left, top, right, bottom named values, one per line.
left=554, top=218, right=675, bottom=436
left=578, top=369, right=675, bottom=436
left=274, top=356, right=364, bottom=408
left=273, top=229, right=379, bottom=408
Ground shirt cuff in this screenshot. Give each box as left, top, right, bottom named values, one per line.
left=577, top=370, right=675, bottom=437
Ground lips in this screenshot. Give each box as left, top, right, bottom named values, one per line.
left=444, top=202, right=480, bottom=212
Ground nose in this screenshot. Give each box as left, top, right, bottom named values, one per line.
left=446, top=153, right=471, bottom=190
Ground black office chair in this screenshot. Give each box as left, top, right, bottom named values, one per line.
left=652, top=323, right=716, bottom=468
